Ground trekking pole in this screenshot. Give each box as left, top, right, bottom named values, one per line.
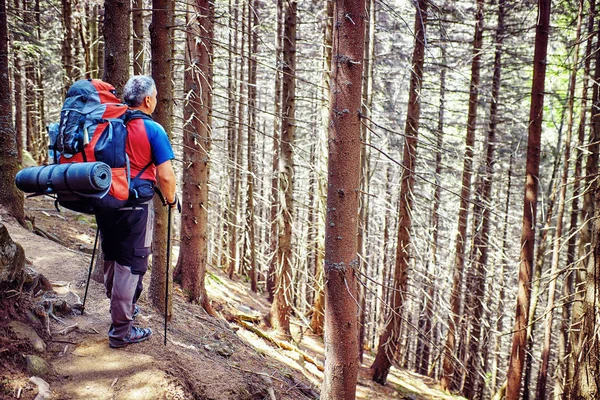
left=82, top=226, right=99, bottom=314
left=164, top=204, right=172, bottom=346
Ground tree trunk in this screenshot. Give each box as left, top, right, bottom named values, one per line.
left=175, top=0, right=215, bottom=315
left=90, top=4, right=100, bottom=79
left=24, top=63, right=37, bottom=160
left=463, top=0, right=501, bottom=395
left=271, top=0, right=296, bottom=337
left=563, top=3, right=596, bottom=397
left=12, top=9, right=23, bottom=164
left=61, top=0, right=74, bottom=94
left=97, top=7, right=104, bottom=79
left=571, top=188, right=600, bottom=397
left=320, top=0, right=365, bottom=396
left=149, top=0, right=174, bottom=318
left=357, top=0, right=375, bottom=364
left=35, top=63, right=45, bottom=164
left=442, top=0, right=484, bottom=392
left=78, top=14, right=91, bottom=79
left=23, top=0, right=37, bottom=160
left=0, top=0, right=25, bottom=224
left=308, top=0, right=333, bottom=335
left=416, top=37, right=447, bottom=378
left=224, top=0, right=238, bottom=278
left=536, top=3, right=583, bottom=399
left=245, top=0, right=258, bottom=292
left=266, top=0, right=283, bottom=300
left=568, top=8, right=600, bottom=398
left=490, top=155, right=513, bottom=394
left=103, top=0, right=130, bottom=95
left=505, top=1, right=550, bottom=398
left=370, top=0, right=427, bottom=385
left=132, top=0, right=144, bottom=75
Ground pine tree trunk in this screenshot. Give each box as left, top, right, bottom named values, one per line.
left=12, top=17, right=23, bottom=164
left=245, top=0, right=258, bottom=292
left=463, top=0, right=501, bottom=395
left=568, top=8, right=600, bottom=398
left=132, top=0, right=144, bottom=75
left=442, top=0, right=484, bottom=391
left=231, top=0, right=246, bottom=279
left=90, top=4, right=99, bottom=78
left=571, top=190, right=600, bottom=397
left=416, top=40, right=446, bottom=378
left=266, top=0, right=282, bottom=299
left=224, top=0, right=238, bottom=278
left=61, top=0, right=73, bottom=94
left=505, top=1, right=551, bottom=398
left=176, top=0, right=214, bottom=314
left=103, top=0, right=130, bottom=95
left=78, top=14, right=91, bottom=79
left=320, top=0, right=365, bottom=396
left=0, top=0, right=25, bottom=224
left=97, top=7, right=104, bottom=79
left=357, top=0, right=375, bottom=364
left=536, top=3, right=583, bottom=398
left=271, top=0, right=296, bottom=337
left=35, top=64, right=45, bottom=164
left=521, top=172, right=558, bottom=400
left=149, top=0, right=174, bottom=317
left=25, top=62, right=36, bottom=159
left=370, top=0, right=427, bottom=385
left=563, top=3, right=595, bottom=397
left=490, top=156, right=513, bottom=394
left=308, top=0, right=333, bottom=335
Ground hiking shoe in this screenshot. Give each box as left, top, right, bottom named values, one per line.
left=133, top=305, right=140, bottom=319
left=109, top=326, right=153, bottom=348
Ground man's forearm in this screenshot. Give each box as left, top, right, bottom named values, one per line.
left=156, top=160, right=177, bottom=203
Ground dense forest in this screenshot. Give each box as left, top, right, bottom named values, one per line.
left=1, top=0, right=600, bottom=398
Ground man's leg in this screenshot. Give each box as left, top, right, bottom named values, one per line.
left=108, top=262, right=140, bottom=347
left=103, top=260, right=116, bottom=299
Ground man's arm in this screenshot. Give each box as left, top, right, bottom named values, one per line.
left=156, top=160, right=176, bottom=204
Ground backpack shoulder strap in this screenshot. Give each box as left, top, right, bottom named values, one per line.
left=124, top=110, right=153, bottom=125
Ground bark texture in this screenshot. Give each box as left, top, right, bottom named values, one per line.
left=321, top=0, right=365, bottom=396
left=132, top=0, right=145, bottom=75
left=103, top=0, right=130, bottom=95
left=149, top=0, right=175, bottom=318
left=176, top=0, right=214, bottom=315
left=271, top=0, right=296, bottom=337
left=370, top=0, right=427, bottom=385
left=505, top=1, right=550, bottom=398
left=0, top=0, right=25, bottom=224
left=442, top=0, right=484, bottom=391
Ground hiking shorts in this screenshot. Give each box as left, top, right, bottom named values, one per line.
left=95, top=199, right=154, bottom=275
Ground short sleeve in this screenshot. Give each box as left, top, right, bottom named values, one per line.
left=144, top=120, right=175, bottom=166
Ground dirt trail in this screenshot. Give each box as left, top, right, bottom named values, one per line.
left=1, top=196, right=464, bottom=400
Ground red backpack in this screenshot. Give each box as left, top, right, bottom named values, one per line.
left=55, top=79, right=150, bottom=213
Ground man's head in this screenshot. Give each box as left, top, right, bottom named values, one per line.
left=123, top=76, right=157, bottom=114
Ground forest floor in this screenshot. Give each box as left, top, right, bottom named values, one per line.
left=0, top=195, right=465, bottom=400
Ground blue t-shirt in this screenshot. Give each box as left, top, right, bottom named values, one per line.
left=126, top=117, right=175, bottom=183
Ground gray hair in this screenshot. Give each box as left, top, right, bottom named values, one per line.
left=123, top=75, right=156, bottom=107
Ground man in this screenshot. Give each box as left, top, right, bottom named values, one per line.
left=95, top=75, right=177, bottom=348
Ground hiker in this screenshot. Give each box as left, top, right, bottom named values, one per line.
left=95, top=75, right=177, bottom=348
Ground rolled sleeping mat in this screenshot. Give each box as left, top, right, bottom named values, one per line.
left=15, top=162, right=112, bottom=199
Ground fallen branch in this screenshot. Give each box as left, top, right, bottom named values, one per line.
left=236, top=319, right=324, bottom=372
left=52, top=323, right=78, bottom=336
left=284, top=373, right=320, bottom=399
left=32, top=226, right=66, bottom=246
